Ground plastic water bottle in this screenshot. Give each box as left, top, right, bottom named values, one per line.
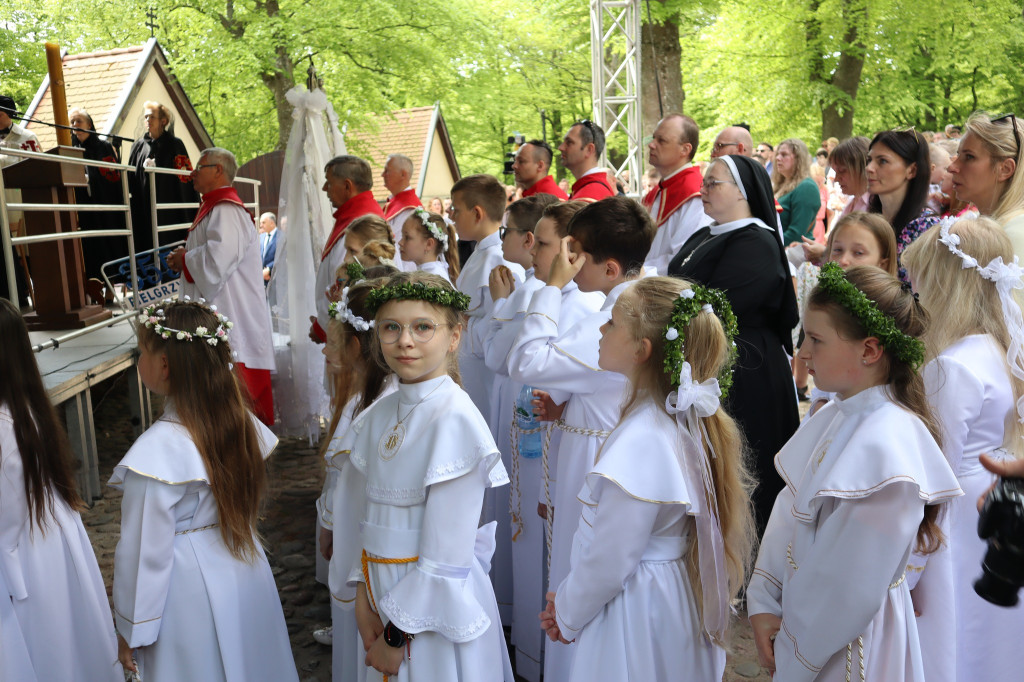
left=515, top=385, right=543, bottom=459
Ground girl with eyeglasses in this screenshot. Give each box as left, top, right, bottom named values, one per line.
left=335, top=271, right=514, bottom=681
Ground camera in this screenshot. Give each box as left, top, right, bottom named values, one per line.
left=975, top=476, right=1024, bottom=606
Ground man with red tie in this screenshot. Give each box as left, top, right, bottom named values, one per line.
left=642, top=114, right=711, bottom=274
left=381, top=153, right=422, bottom=268
left=309, top=155, right=384, bottom=343
left=559, top=120, right=615, bottom=202
left=513, top=140, right=568, bottom=200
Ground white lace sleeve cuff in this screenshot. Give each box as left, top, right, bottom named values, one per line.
left=378, top=561, right=490, bottom=643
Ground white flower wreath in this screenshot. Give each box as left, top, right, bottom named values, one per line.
left=414, top=208, right=449, bottom=252
left=140, top=296, right=233, bottom=345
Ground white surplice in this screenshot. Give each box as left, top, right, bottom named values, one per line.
left=456, top=231, right=525, bottom=419
left=110, top=401, right=298, bottom=682
left=909, top=335, right=1024, bottom=682
left=338, top=375, right=515, bottom=681
left=417, top=259, right=451, bottom=284
left=182, top=201, right=275, bottom=369
left=0, top=405, right=121, bottom=682
left=507, top=279, right=635, bottom=682
left=484, top=275, right=603, bottom=680
left=554, top=399, right=726, bottom=681
left=643, top=193, right=712, bottom=275
left=747, top=386, right=962, bottom=682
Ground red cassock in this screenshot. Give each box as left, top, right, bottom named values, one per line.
left=641, top=166, right=703, bottom=228
left=569, top=173, right=616, bottom=203
left=383, top=188, right=423, bottom=220
left=522, top=175, right=569, bottom=201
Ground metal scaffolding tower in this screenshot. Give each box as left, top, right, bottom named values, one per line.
left=590, top=0, right=643, bottom=196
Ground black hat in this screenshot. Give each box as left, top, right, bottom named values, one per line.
left=0, top=95, right=17, bottom=117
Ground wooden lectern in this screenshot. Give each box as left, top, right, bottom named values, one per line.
left=2, top=146, right=112, bottom=329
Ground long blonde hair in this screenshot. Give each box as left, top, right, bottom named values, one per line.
left=902, top=217, right=1024, bottom=449
left=962, top=112, right=1024, bottom=223
left=615, top=277, right=757, bottom=628
left=772, top=138, right=813, bottom=198
left=137, top=301, right=266, bottom=562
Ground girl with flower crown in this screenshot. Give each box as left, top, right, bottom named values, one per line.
left=747, top=265, right=961, bottom=681
left=331, top=271, right=514, bottom=680
left=0, top=299, right=121, bottom=682
left=314, top=270, right=397, bottom=680
left=901, top=216, right=1024, bottom=682
left=112, top=299, right=297, bottom=681
left=398, top=208, right=460, bottom=283
left=538, top=277, right=756, bottom=680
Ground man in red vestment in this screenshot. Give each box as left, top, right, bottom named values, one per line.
left=641, top=114, right=710, bottom=274
left=381, top=153, right=422, bottom=268
left=513, top=140, right=568, bottom=200
left=559, top=121, right=615, bottom=202
left=309, top=155, right=384, bottom=343
left=166, top=147, right=276, bottom=425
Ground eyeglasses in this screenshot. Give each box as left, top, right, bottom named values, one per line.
left=577, top=119, right=595, bottom=132
left=377, top=318, right=451, bottom=344
left=194, top=164, right=218, bottom=171
left=993, top=113, right=1021, bottom=159
left=499, top=227, right=526, bottom=239
left=713, top=142, right=739, bottom=151
left=702, top=179, right=738, bottom=191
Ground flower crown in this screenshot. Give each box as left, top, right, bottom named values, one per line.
left=140, top=296, right=233, bottom=346
left=413, top=208, right=449, bottom=252
left=328, top=286, right=375, bottom=332
left=365, top=281, right=471, bottom=315
left=816, top=262, right=925, bottom=369
left=663, top=284, right=739, bottom=398
left=937, top=215, right=1024, bottom=286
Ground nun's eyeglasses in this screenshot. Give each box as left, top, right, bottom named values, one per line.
left=702, top=179, right=738, bottom=191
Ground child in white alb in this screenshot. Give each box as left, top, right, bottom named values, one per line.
left=901, top=216, right=1024, bottom=682
left=747, top=264, right=961, bottom=681
left=539, top=277, right=756, bottom=681
left=398, top=208, right=460, bottom=284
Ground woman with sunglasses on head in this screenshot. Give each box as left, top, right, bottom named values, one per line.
left=947, top=112, right=1024, bottom=256
left=865, top=129, right=940, bottom=281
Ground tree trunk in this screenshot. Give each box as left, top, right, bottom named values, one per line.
left=819, top=0, right=867, bottom=140
left=641, top=1, right=683, bottom=136
left=259, top=42, right=295, bottom=150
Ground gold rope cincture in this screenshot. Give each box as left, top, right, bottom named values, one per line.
left=509, top=408, right=552, bottom=542
left=360, top=550, right=419, bottom=682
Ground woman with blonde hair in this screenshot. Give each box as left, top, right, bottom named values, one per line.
left=901, top=216, right=1024, bottom=682
left=772, top=138, right=821, bottom=245
left=947, top=112, right=1024, bottom=254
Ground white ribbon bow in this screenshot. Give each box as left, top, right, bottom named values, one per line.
left=665, top=360, right=730, bottom=642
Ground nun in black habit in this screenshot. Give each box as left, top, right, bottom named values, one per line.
left=667, top=154, right=800, bottom=534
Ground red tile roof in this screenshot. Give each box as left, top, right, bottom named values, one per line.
left=27, top=46, right=145, bottom=150
left=346, top=106, right=436, bottom=202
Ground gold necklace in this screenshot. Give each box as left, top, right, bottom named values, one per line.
left=378, top=380, right=446, bottom=460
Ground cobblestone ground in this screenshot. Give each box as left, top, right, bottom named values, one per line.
left=81, top=371, right=771, bottom=682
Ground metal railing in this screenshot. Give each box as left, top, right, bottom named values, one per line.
left=0, top=146, right=261, bottom=352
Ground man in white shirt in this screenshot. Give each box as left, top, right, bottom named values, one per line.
left=642, top=113, right=711, bottom=274
left=0, top=95, right=41, bottom=168
left=167, top=147, right=276, bottom=425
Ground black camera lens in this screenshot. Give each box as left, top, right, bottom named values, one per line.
left=975, top=476, right=1024, bottom=607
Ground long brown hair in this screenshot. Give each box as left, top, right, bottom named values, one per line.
left=615, top=277, right=757, bottom=628
left=137, top=301, right=266, bottom=562
left=403, top=211, right=461, bottom=279
left=323, top=275, right=395, bottom=447
left=807, top=266, right=944, bottom=554
left=0, top=298, right=84, bottom=532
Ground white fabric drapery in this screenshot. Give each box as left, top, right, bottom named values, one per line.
left=268, top=86, right=347, bottom=441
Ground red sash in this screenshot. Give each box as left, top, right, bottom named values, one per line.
left=189, top=186, right=249, bottom=232
left=569, top=172, right=616, bottom=203
left=523, top=175, right=568, bottom=201
left=383, top=188, right=422, bottom=220
left=641, top=166, right=703, bottom=228
left=322, top=190, right=385, bottom=261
